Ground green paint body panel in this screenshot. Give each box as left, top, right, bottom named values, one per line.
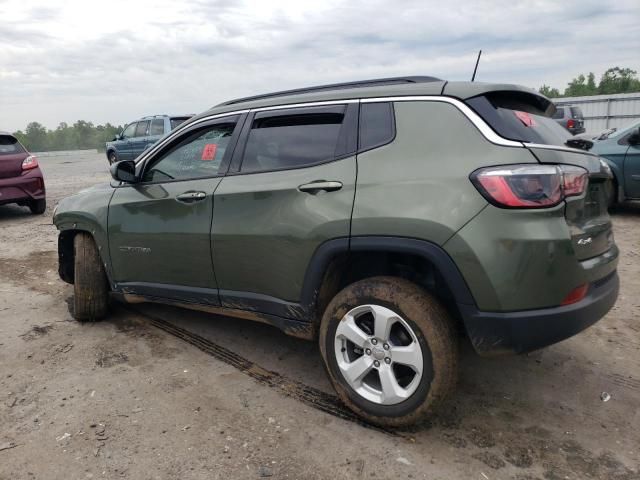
left=53, top=183, right=115, bottom=279
left=351, top=101, right=537, bottom=243
left=108, top=178, right=222, bottom=288
left=212, top=157, right=356, bottom=301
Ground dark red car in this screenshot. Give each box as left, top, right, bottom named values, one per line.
left=0, top=132, right=46, bottom=214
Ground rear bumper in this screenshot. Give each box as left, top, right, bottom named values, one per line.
left=459, top=271, right=619, bottom=356
left=0, top=169, right=45, bottom=205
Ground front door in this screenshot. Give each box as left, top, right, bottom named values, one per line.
left=118, top=123, right=137, bottom=160
left=108, top=115, right=243, bottom=304
left=624, top=143, right=640, bottom=198
left=212, top=104, right=358, bottom=316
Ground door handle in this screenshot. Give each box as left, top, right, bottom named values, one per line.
left=298, top=181, right=343, bottom=194
left=176, top=191, right=207, bottom=203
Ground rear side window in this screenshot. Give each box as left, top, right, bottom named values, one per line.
left=170, top=117, right=190, bottom=130
left=240, top=107, right=345, bottom=173
left=0, top=135, right=25, bottom=155
left=134, top=121, right=149, bottom=137
left=359, top=102, right=395, bottom=151
left=552, top=107, right=564, bottom=119
left=570, top=107, right=584, bottom=119
left=466, top=92, right=571, bottom=146
left=149, top=119, right=165, bottom=136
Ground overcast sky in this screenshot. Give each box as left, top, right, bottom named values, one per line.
left=1, top=0, right=639, bottom=131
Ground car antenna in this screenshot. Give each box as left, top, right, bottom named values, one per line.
left=471, top=50, right=482, bottom=82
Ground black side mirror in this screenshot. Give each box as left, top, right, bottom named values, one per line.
left=628, top=128, right=640, bottom=146
left=110, top=160, right=137, bottom=183
left=112, top=135, right=120, bottom=141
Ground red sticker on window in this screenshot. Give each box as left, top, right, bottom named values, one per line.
left=514, top=110, right=536, bottom=127
left=201, top=143, right=217, bottom=161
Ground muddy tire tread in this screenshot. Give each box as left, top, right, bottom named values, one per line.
left=73, top=233, right=109, bottom=321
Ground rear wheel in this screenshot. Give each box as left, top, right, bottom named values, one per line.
left=29, top=198, right=46, bottom=215
left=73, top=233, right=109, bottom=321
left=319, top=276, right=458, bottom=427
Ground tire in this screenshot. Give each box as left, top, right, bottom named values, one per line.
left=607, top=178, right=618, bottom=210
left=319, top=276, right=458, bottom=427
left=73, top=233, right=109, bottom=321
left=108, top=151, right=118, bottom=165
left=29, top=198, right=46, bottom=215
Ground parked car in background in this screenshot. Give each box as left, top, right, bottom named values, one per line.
left=591, top=119, right=640, bottom=206
left=552, top=105, right=586, bottom=135
left=106, top=114, right=192, bottom=164
left=54, top=77, right=618, bottom=427
left=0, top=132, right=46, bottom=214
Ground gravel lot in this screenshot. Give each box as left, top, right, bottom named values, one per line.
left=1, top=151, right=639, bottom=480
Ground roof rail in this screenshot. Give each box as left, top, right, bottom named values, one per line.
left=216, top=76, right=442, bottom=107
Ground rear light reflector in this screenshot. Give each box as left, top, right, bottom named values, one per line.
left=561, top=284, right=588, bottom=306
left=22, top=155, right=39, bottom=170
left=470, top=164, right=588, bottom=209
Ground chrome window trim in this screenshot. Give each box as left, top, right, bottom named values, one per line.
left=136, top=95, right=598, bottom=166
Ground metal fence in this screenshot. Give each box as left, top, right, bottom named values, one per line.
left=552, top=92, right=640, bottom=133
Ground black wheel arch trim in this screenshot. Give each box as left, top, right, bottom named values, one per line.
left=300, top=236, right=477, bottom=313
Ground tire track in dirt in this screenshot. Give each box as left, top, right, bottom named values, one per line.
left=127, top=306, right=407, bottom=438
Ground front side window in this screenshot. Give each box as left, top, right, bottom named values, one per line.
left=134, top=121, right=149, bottom=137
left=149, top=119, right=165, bottom=136
left=122, top=123, right=136, bottom=138
left=240, top=107, right=345, bottom=173
left=141, top=122, right=236, bottom=182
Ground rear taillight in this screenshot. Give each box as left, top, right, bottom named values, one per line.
left=470, top=164, right=588, bottom=209
left=567, top=119, right=575, bottom=129
left=22, top=155, right=39, bottom=170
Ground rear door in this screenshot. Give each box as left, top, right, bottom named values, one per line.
left=146, top=118, right=166, bottom=150
left=130, top=120, right=150, bottom=158
left=108, top=114, right=244, bottom=304
left=211, top=103, right=358, bottom=314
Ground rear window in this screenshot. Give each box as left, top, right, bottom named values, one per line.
left=466, top=92, right=571, bottom=146
left=570, top=107, right=584, bottom=119
left=170, top=117, right=190, bottom=130
left=0, top=135, right=25, bottom=155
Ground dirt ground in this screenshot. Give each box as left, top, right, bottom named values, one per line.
left=1, top=151, right=639, bottom=480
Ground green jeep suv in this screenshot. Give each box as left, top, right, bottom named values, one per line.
left=53, top=77, right=619, bottom=426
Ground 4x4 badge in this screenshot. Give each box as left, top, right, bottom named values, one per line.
left=577, top=237, right=593, bottom=246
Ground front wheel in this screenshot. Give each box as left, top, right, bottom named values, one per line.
left=319, top=276, right=458, bottom=427
left=108, top=151, right=118, bottom=165
left=73, top=233, right=109, bottom=321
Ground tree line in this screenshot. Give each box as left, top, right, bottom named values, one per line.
left=539, top=67, right=640, bottom=98
left=13, top=121, right=123, bottom=153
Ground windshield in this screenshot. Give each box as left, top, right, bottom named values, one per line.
left=466, top=92, right=571, bottom=146
left=0, top=135, right=25, bottom=155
